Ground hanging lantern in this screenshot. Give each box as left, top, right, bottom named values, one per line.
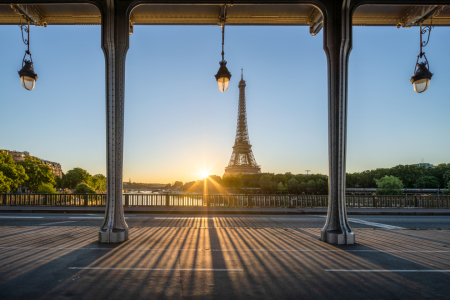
left=410, top=21, right=433, bottom=94
left=18, top=21, right=38, bottom=91
left=19, top=60, right=38, bottom=91
left=214, top=5, right=231, bottom=92
left=215, top=60, right=231, bottom=92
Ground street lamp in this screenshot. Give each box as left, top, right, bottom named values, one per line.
left=18, top=21, right=38, bottom=91
left=410, top=21, right=433, bottom=93
left=214, top=5, right=231, bottom=92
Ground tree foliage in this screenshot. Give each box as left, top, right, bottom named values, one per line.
left=0, top=171, right=13, bottom=193
left=347, top=164, right=450, bottom=189
left=37, top=183, right=58, bottom=194
left=74, top=182, right=96, bottom=194
left=172, top=181, right=183, bottom=189
left=62, top=168, right=92, bottom=189
left=375, top=176, right=404, bottom=195
left=91, top=174, right=107, bottom=192
left=0, top=151, right=28, bottom=192
left=18, top=156, right=55, bottom=192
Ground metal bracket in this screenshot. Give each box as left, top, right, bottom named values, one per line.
left=397, top=5, right=443, bottom=28
left=10, top=4, right=46, bottom=27
left=308, top=7, right=323, bottom=36
left=218, top=5, right=227, bottom=27
left=129, top=21, right=134, bottom=35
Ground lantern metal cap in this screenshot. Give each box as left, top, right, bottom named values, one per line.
left=18, top=60, right=38, bottom=80
left=215, top=60, right=232, bottom=81
left=410, top=62, right=432, bottom=83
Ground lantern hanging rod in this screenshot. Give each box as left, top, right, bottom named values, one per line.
left=25, top=20, right=29, bottom=54
left=419, top=20, right=433, bottom=58
left=219, top=5, right=228, bottom=61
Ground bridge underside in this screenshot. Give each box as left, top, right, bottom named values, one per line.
left=1, top=4, right=450, bottom=27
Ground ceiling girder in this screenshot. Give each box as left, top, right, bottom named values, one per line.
left=397, top=5, right=445, bottom=28
left=10, top=4, right=46, bottom=26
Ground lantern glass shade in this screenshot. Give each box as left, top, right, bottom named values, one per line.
left=413, top=78, right=430, bottom=93
left=18, top=61, right=38, bottom=91
left=217, top=77, right=230, bottom=92
left=21, top=76, right=36, bottom=90
left=410, top=62, right=432, bottom=94
left=214, top=60, right=231, bottom=92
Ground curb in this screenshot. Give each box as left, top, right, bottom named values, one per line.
left=1, top=208, right=449, bottom=216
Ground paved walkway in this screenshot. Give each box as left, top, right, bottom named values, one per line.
left=0, top=226, right=449, bottom=299
left=1, top=205, right=450, bottom=215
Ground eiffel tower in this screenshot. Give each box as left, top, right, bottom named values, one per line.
left=224, top=70, right=261, bottom=177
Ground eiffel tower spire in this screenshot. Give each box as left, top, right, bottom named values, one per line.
left=224, top=70, right=261, bottom=177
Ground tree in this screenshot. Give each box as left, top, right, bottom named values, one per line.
left=443, top=181, right=450, bottom=195
left=91, top=174, right=107, bottom=192
left=277, top=182, right=287, bottom=194
left=307, top=180, right=317, bottom=194
left=74, top=182, right=96, bottom=193
left=183, top=181, right=196, bottom=192
left=375, top=176, right=404, bottom=195
left=222, top=174, right=243, bottom=192
left=0, top=151, right=28, bottom=191
left=0, top=171, right=13, bottom=193
left=287, top=177, right=300, bottom=194
left=443, top=170, right=450, bottom=187
left=37, top=183, right=58, bottom=194
left=259, top=175, right=277, bottom=193
left=54, top=175, right=63, bottom=189
left=172, top=181, right=183, bottom=189
left=18, top=156, right=55, bottom=192
left=316, top=179, right=328, bottom=195
left=416, top=176, right=440, bottom=188
left=299, top=182, right=307, bottom=194
left=62, top=168, right=92, bottom=189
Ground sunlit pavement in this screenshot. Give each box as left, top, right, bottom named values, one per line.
left=1, top=213, right=450, bottom=229
left=1, top=220, right=450, bottom=299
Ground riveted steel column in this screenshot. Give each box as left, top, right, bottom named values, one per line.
left=321, top=0, right=355, bottom=245
left=98, top=0, right=131, bottom=243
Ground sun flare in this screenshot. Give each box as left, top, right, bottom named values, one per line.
left=201, top=170, right=210, bottom=179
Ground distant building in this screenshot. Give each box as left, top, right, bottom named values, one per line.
left=412, top=163, right=435, bottom=168
left=1, top=149, right=29, bottom=162
left=40, top=159, right=63, bottom=178
left=1, top=149, right=63, bottom=178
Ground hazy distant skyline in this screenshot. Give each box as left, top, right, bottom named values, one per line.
left=1, top=24, right=449, bottom=183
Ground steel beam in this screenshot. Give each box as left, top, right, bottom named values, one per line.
left=321, top=0, right=355, bottom=245
left=98, top=0, right=131, bottom=243
left=397, top=5, right=444, bottom=28
left=10, top=4, right=46, bottom=26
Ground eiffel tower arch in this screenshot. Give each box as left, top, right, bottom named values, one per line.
left=224, top=70, right=261, bottom=177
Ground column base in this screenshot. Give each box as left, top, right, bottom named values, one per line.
left=321, top=230, right=355, bottom=245
left=98, top=228, right=129, bottom=243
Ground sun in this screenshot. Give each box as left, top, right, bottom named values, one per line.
left=201, top=170, right=210, bottom=179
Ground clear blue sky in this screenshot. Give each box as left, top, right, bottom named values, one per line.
left=1, top=22, right=449, bottom=183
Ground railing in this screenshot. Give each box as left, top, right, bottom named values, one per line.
left=0, top=194, right=449, bottom=208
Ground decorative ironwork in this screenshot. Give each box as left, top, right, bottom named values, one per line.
left=20, top=20, right=33, bottom=65
left=410, top=21, right=433, bottom=92
left=224, top=70, right=261, bottom=176
left=420, top=23, right=432, bottom=48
